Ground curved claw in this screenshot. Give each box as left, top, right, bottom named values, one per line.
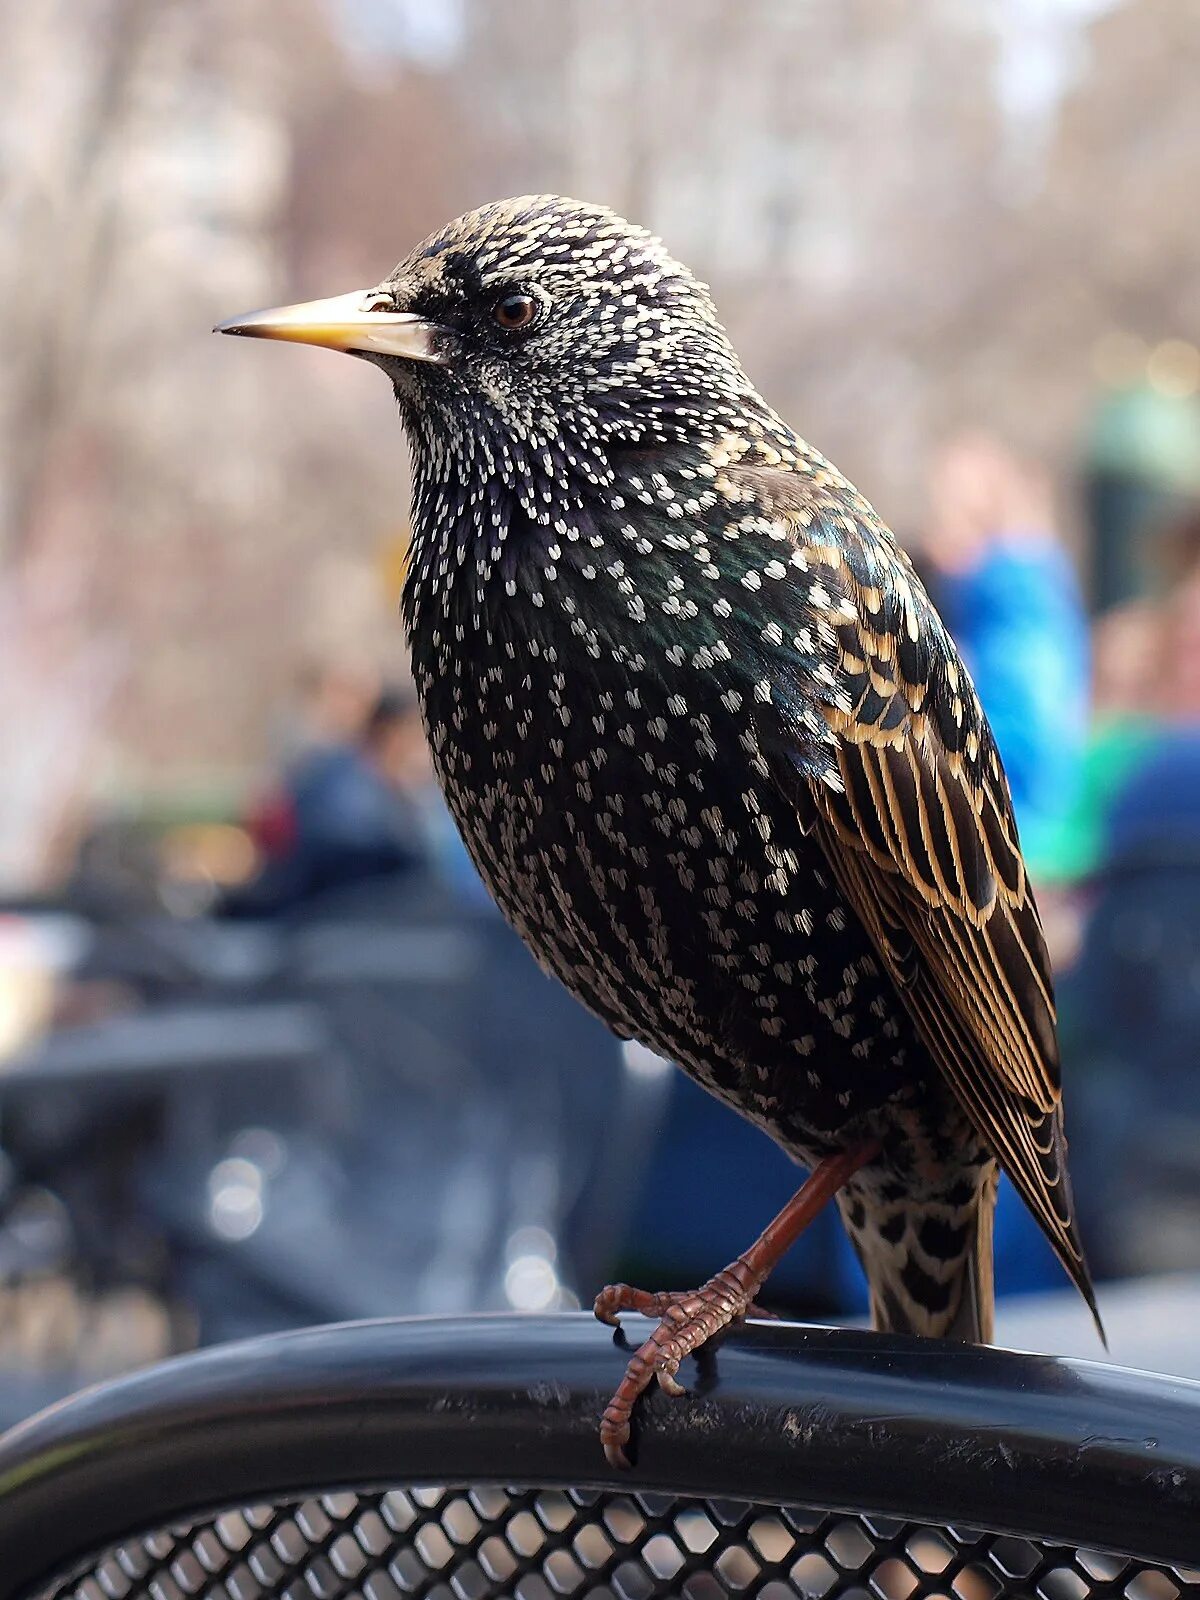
left=594, top=1283, right=677, bottom=1326
left=656, top=1365, right=687, bottom=1397
left=600, top=1401, right=633, bottom=1470
left=593, top=1288, right=623, bottom=1328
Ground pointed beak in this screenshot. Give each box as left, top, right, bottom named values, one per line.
left=214, top=289, right=450, bottom=363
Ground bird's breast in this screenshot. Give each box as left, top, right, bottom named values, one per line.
left=408, top=585, right=926, bottom=1147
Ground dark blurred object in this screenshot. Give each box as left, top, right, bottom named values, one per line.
left=59, top=817, right=166, bottom=916
left=1058, top=516, right=1200, bottom=1277
left=1083, top=380, right=1200, bottom=612
left=1060, top=848, right=1200, bottom=1279
left=155, top=899, right=659, bottom=1345
left=0, top=985, right=335, bottom=1420
left=1106, top=733, right=1200, bottom=864
left=0, top=885, right=663, bottom=1423
left=1085, top=502, right=1200, bottom=844
left=1056, top=505, right=1200, bottom=1280
left=56, top=811, right=262, bottom=923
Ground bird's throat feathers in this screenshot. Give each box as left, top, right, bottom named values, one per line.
left=400, top=400, right=795, bottom=644
left=396, top=347, right=779, bottom=611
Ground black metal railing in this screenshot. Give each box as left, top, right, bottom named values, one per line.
left=0, top=1315, right=1197, bottom=1599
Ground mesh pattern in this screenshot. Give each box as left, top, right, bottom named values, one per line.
left=40, top=1485, right=1200, bottom=1600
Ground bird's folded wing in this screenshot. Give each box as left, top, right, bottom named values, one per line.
left=761, top=519, right=1095, bottom=1307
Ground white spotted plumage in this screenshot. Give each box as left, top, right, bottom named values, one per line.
left=251, top=191, right=1111, bottom=1348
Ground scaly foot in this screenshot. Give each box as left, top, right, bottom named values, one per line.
left=594, top=1257, right=767, bottom=1468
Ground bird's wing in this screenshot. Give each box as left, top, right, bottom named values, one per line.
left=744, top=485, right=1098, bottom=1322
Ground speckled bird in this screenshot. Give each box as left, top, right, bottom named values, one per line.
left=219, top=194, right=1102, bottom=1465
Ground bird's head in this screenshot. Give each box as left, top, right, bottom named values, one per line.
left=217, top=195, right=755, bottom=474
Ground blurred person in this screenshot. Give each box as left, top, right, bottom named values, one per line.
left=246, top=659, right=382, bottom=861
left=226, top=686, right=447, bottom=915
left=286, top=658, right=383, bottom=753
left=1091, top=600, right=1161, bottom=723
left=1053, top=597, right=1184, bottom=883
left=355, top=683, right=486, bottom=901
left=1157, top=507, right=1200, bottom=712
left=918, top=432, right=1090, bottom=878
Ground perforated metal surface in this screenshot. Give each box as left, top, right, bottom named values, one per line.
left=39, top=1485, right=1200, bottom=1600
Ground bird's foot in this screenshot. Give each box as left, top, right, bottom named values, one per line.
left=593, top=1258, right=767, bottom=1468
left=594, top=1279, right=776, bottom=1328
left=591, top=1138, right=882, bottom=1468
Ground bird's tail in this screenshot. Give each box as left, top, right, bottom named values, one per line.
left=840, top=1163, right=998, bottom=1341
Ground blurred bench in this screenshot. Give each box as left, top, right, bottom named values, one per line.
left=0, top=909, right=666, bottom=1369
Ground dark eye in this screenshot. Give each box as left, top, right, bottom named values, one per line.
left=492, top=290, right=539, bottom=331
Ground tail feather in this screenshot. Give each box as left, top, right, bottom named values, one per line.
left=951, top=1165, right=996, bottom=1342
left=841, top=1164, right=998, bottom=1342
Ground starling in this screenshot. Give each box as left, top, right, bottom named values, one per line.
left=218, top=195, right=1102, bottom=1466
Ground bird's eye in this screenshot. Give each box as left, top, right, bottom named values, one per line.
left=492, top=291, right=539, bottom=331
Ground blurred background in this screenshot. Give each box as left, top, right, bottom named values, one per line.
left=1, top=0, right=1199, bottom=1423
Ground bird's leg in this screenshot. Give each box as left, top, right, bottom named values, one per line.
left=594, top=1138, right=881, bottom=1468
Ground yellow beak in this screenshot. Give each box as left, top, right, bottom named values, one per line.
left=214, top=290, right=448, bottom=363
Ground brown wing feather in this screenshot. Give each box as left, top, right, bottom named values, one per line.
left=766, top=524, right=1100, bottom=1331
